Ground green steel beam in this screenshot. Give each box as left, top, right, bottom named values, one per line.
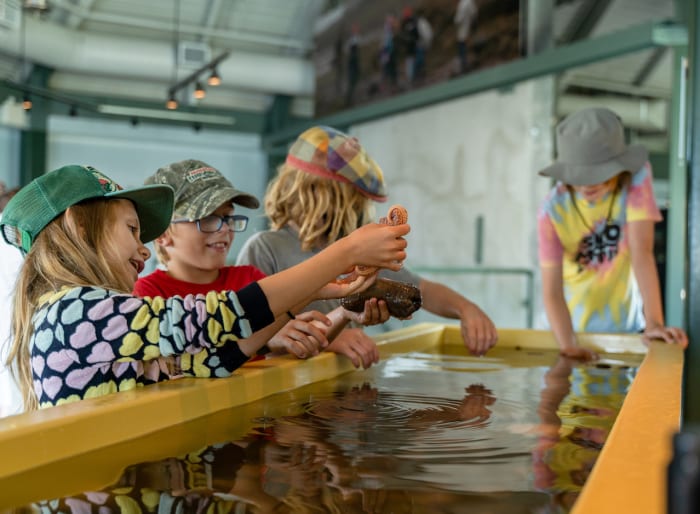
left=19, top=65, right=51, bottom=185
left=683, top=0, right=700, bottom=424
left=665, top=47, right=689, bottom=331
left=264, top=20, right=687, bottom=149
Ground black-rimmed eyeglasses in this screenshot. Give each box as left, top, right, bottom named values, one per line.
left=171, top=214, right=249, bottom=233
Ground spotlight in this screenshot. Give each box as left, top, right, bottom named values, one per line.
left=23, top=0, right=50, bottom=13
left=166, top=92, right=178, bottom=110
left=193, top=81, right=206, bottom=99
left=207, top=68, right=221, bottom=86
left=22, top=94, right=32, bottom=111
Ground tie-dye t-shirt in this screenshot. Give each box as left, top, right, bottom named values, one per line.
left=30, top=282, right=273, bottom=408
left=537, top=164, right=661, bottom=333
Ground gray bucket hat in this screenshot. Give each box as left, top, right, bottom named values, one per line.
left=538, top=107, right=648, bottom=186
left=145, top=159, right=260, bottom=220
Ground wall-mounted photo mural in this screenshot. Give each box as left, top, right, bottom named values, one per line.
left=314, top=0, right=521, bottom=117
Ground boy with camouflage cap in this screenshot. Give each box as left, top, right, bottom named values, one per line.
left=134, top=159, right=365, bottom=359
left=134, top=159, right=263, bottom=295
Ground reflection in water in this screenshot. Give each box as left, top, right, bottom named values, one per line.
left=532, top=356, right=633, bottom=512
left=22, top=349, right=637, bottom=514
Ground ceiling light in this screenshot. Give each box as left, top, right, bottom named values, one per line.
left=22, top=95, right=32, bottom=111
left=166, top=93, right=178, bottom=110
left=193, top=81, right=206, bottom=99
left=23, top=0, right=50, bottom=13
left=207, top=69, right=221, bottom=86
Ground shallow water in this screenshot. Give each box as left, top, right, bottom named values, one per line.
left=11, top=346, right=641, bottom=513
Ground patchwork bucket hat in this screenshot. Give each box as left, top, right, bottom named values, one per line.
left=286, top=126, right=387, bottom=202
left=0, top=164, right=174, bottom=253
left=538, top=107, right=648, bottom=186
left=146, top=159, right=260, bottom=220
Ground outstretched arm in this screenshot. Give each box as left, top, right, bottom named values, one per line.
left=257, top=223, right=409, bottom=317
left=541, top=265, right=598, bottom=360
left=418, top=278, right=497, bottom=356
left=628, top=220, right=688, bottom=347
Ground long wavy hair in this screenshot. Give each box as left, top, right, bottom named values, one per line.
left=8, top=198, right=133, bottom=410
left=265, top=164, right=376, bottom=251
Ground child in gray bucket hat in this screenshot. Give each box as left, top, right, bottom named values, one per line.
left=537, top=107, right=687, bottom=359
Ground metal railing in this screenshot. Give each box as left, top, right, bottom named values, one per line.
left=411, top=266, right=535, bottom=328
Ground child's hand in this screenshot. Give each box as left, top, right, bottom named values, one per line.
left=267, top=311, right=331, bottom=358
left=326, top=328, right=380, bottom=368
left=347, top=222, right=410, bottom=272
left=560, top=343, right=598, bottom=361
left=643, top=325, right=688, bottom=348
left=316, top=272, right=378, bottom=300
left=342, top=297, right=390, bottom=326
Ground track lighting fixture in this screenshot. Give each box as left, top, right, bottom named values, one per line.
left=193, top=81, right=206, bottom=99
left=164, top=51, right=229, bottom=107
left=166, top=92, right=178, bottom=110
left=207, top=68, right=221, bottom=86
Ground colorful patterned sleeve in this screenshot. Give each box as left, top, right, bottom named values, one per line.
left=31, top=282, right=275, bottom=406
left=38, top=283, right=273, bottom=362
left=626, top=164, right=662, bottom=223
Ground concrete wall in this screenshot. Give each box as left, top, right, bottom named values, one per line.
left=353, top=78, right=555, bottom=330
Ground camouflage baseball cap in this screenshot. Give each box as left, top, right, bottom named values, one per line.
left=286, top=126, right=387, bottom=202
left=145, top=159, right=260, bottom=220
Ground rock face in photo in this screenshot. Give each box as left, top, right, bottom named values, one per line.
left=313, top=0, right=521, bottom=117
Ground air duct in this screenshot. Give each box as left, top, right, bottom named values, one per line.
left=557, top=94, right=668, bottom=132
left=0, top=14, right=315, bottom=97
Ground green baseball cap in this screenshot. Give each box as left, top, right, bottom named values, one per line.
left=145, top=159, right=260, bottom=221
left=0, top=164, right=174, bottom=253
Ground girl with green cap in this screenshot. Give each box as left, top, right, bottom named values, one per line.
left=1, top=164, right=409, bottom=410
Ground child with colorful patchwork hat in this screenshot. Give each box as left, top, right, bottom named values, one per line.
left=1, top=164, right=409, bottom=411
left=537, top=107, right=687, bottom=360
left=237, top=125, right=498, bottom=362
left=134, top=159, right=392, bottom=363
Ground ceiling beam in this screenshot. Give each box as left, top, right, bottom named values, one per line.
left=199, top=0, right=224, bottom=45
left=558, top=0, right=614, bottom=44
left=631, top=47, right=668, bottom=87
left=48, top=0, right=309, bottom=51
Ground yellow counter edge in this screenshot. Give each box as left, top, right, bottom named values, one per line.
left=571, top=340, right=684, bottom=514
left=0, top=323, right=682, bottom=514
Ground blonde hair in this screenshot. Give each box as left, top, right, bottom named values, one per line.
left=566, top=171, right=632, bottom=196
left=8, top=199, right=134, bottom=411
left=265, top=164, right=376, bottom=251
left=153, top=226, right=172, bottom=265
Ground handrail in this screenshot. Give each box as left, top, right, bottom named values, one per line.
left=410, top=266, right=535, bottom=328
